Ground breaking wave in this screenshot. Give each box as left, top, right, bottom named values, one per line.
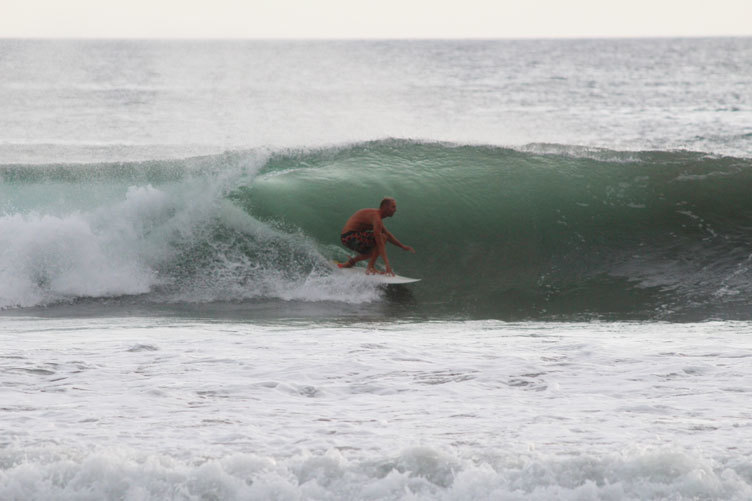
left=2, top=139, right=752, bottom=320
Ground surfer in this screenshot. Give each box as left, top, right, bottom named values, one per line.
left=339, top=197, right=415, bottom=276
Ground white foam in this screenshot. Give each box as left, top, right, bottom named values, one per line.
left=2, top=320, right=752, bottom=499
left=0, top=168, right=384, bottom=309
left=1, top=446, right=750, bottom=500
left=0, top=210, right=156, bottom=308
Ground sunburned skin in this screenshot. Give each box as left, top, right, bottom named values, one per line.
left=339, top=197, right=415, bottom=276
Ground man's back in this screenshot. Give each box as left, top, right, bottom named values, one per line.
left=341, top=208, right=380, bottom=234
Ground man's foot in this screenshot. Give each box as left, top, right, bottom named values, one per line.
left=338, top=258, right=356, bottom=268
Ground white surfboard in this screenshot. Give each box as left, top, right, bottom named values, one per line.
left=335, top=264, right=421, bottom=284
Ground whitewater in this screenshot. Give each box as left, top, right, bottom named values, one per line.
left=1, top=39, right=752, bottom=500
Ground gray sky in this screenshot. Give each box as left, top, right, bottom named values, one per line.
left=3, top=0, right=751, bottom=38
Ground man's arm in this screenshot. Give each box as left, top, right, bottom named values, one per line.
left=383, top=227, right=415, bottom=253
left=371, top=215, right=392, bottom=273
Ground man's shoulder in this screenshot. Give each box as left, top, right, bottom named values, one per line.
left=353, top=208, right=380, bottom=219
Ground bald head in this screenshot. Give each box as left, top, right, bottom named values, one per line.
left=380, top=197, right=395, bottom=209
left=379, top=197, right=397, bottom=217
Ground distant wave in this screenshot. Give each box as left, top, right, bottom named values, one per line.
left=2, top=139, right=752, bottom=320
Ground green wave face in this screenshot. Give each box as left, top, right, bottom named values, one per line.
left=231, top=140, right=752, bottom=319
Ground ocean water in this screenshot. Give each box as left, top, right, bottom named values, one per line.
left=1, top=38, right=752, bottom=500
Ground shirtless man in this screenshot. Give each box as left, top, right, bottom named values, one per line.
left=339, top=197, right=415, bottom=275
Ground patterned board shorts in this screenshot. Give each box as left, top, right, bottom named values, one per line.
left=341, top=230, right=376, bottom=254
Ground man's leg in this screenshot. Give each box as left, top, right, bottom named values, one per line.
left=338, top=251, right=373, bottom=268
left=366, top=231, right=390, bottom=273
left=340, top=231, right=379, bottom=269
left=366, top=246, right=384, bottom=274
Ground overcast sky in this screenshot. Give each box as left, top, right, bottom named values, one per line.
left=2, top=0, right=751, bottom=39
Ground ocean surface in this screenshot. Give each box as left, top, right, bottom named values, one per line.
left=1, top=38, right=752, bottom=499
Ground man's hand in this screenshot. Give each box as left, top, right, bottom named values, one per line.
left=403, top=245, right=415, bottom=253
left=366, top=266, right=395, bottom=276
